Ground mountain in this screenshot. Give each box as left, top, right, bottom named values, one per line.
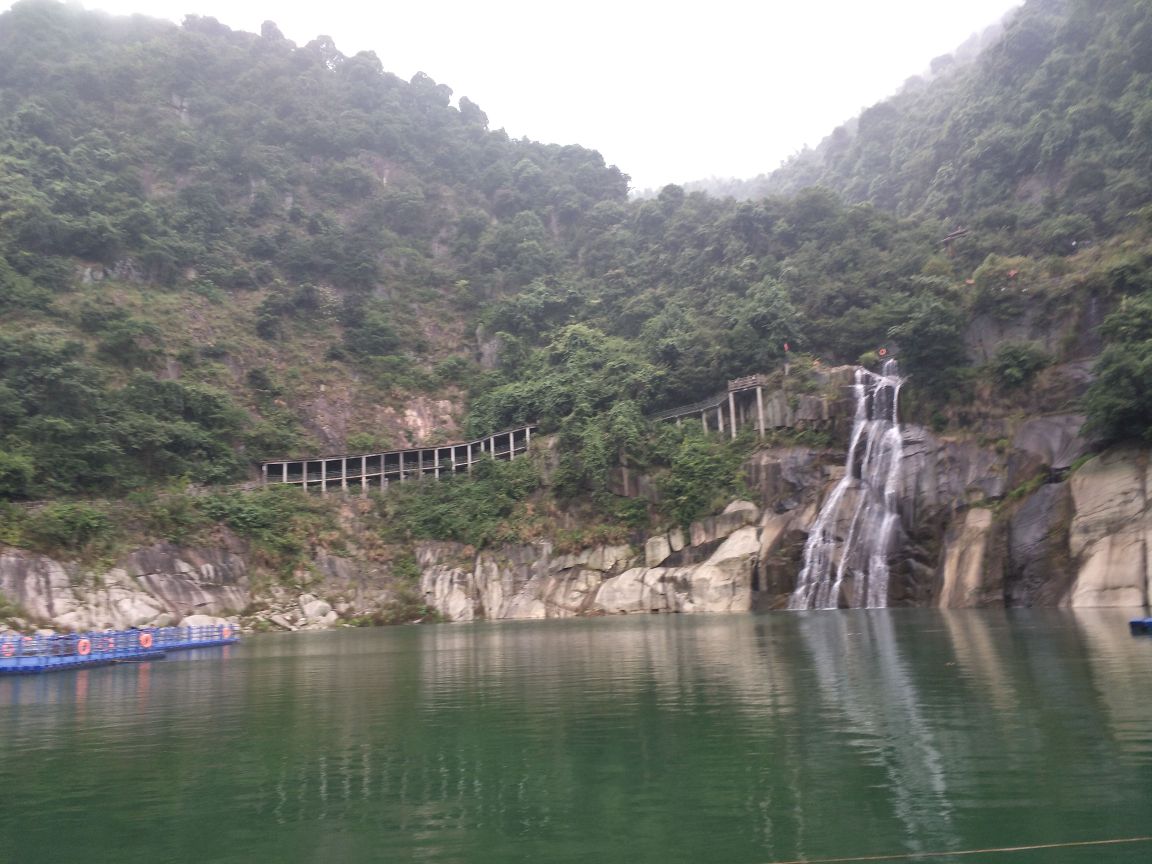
left=1, top=0, right=1151, bottom=520
left=3, top=0, right=1152, bottom=621
left=718, top=0, right=1152, bottom=254
left=0, top=0, right=626, bottom=494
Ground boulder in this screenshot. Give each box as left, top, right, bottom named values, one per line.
left=690, top=504, right=759, bottom=547
left=645, top=535, right=672, bottom=568
left=179, top=613, right=231, bottom=627
left=300, top=596, right=333, bottom=622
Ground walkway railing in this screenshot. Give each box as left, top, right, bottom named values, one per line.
left=260, top=424, right=538, bottom=493
left=651, top=392, right=728, bottom=422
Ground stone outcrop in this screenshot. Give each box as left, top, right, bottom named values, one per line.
left=4, top=436, right=1152, bottom=634
left=1065, top=449, right=1152, bottom=608
left=415, top=499, right=817, bottom=621
left=0, top=543, right=251, bottom=632
left=1005, top=481, right=1074, bottom=606
left=937, top=508, right=1001, bottom=607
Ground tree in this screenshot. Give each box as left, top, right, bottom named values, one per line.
left=888, top=297, right=968, bottom=389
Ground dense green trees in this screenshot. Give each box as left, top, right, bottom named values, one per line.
left=705, top=0, right=1152, bottom=261
left=2, top=0, right=1152, bottom=514
left=1084, top=295, right=1152, bottom=442
left=0, top=333, right=247, bottom=494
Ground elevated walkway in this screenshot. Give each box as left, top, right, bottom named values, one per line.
left=259, top=425, right=538, bottom=494
left=652, top=373, right=834, bottom=439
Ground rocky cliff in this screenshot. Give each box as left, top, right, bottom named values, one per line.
left=417, top=500, right=771, bottom=621
left=2, top=400, right=1149, bottom=635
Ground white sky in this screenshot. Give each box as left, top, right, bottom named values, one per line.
left=20, top=1, right=1021, bottom=189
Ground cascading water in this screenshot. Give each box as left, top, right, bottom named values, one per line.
left=789, top=360, right=905, bottom=610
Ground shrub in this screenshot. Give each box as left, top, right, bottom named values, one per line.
left=23, top=502, right=114, bottom=555
left=377, top=457, right=542, bottom=547
left=656, top=431, right=747, bottom=528
left=990, top=342, right=1050, bottom=390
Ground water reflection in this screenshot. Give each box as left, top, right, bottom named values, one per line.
left=1, top=614, right=1150, bottom=864
left=1075, top=610, right=1152, bottom=758
left=791, top=612, right=957, bottom=858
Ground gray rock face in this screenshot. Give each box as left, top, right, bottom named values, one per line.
left=1064, top=450, right=1151, bottom=608
left=1006, top=481, right=1074, bottom=606
left=937, top=508, right=1001, bottom=607
left=0, top=551, right=75, bottom=623
left=126, top=544, right=249, bottom=618
left=1011, top=415, right=1089, bottom=471
left=899, top=427, right=1009, bottom=518
left=417, top=510, right=775, bottom=620
left=418, top=541, right=637, bottom=622
left=6, top=431, right=1152, bottom=632
left=0, top=544, right=250, bottom=632
left=744, top=448, right=822, bottom=508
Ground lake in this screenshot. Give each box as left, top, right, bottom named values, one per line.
left=1, top=610, right=1150, bottom=863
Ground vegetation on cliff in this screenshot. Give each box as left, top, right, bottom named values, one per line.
left=2, top=0, right=1152, bottom=557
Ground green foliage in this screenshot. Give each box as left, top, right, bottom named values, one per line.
left=656, top=430, right=748, bottom=528
left=971, top=255, right=1033, bottom=320
left=990, top=341, right=1050, bottom=390
left=1084, top=296, right=1152, bottom=442
left=198, top=486, right=332, bottom=561
left=376, top=457, right=541, bottom=548
left=128, top=489, right=213, bottom=546
left=888, top=297, right=969, bottom=391
left=21, top=502, right=115, bottom=555
left=0, top=450, right=34, bottom=498
left=0, top=0, right=1150, bottom=547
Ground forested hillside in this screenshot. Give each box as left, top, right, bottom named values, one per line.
left=725, top=0, right=1152, bottom=251
left=0, top=0, right=627, bottom=496
left=2, top=0, right=1152, bottom=532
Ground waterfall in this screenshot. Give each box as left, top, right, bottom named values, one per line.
left=789, top=360, right=905, bottom=610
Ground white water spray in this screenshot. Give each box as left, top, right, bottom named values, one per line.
left=789, top=360, right=905, bottom=610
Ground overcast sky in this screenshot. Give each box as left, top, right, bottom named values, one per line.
left=22, top=1, right=1021, bottom=189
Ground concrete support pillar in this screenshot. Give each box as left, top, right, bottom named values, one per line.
left=728, top=392, right=738, bottom=440
left=756, top=386, right=766, bottom=439
left=508, top=431, right=515, bottom=460
left=320, top=460, right=327, bottom=495
left=417, top=449, right=423, bottom=481
left=489, top=435, right=496, bottom=459
left=718, top=406, right=725, bottom=436
left=525, top=426, right=532, bottom=451
left=677, top=417, right=682, bottom=428
left=434, top=449, right=440, bottom=479
left=301, top=462, right=308, bottom=492
left=361, top=456, right=367, bottom=485
left=261, top=464, right=268, bottom=485
left=467, top=443, right=473, bottom=474
left=282, top=463, right=288, bottom=483
left=399, top=453, right=405, bottom=483
left=702, top=411, right=708, bottom=433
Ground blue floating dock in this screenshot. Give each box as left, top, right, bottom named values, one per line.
left=1130, top=618, right=1152, bottom=636
left=0, top=624, right=239, bottom=674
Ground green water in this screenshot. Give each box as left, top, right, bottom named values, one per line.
left=1, top=610, right=1150, bottom=863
